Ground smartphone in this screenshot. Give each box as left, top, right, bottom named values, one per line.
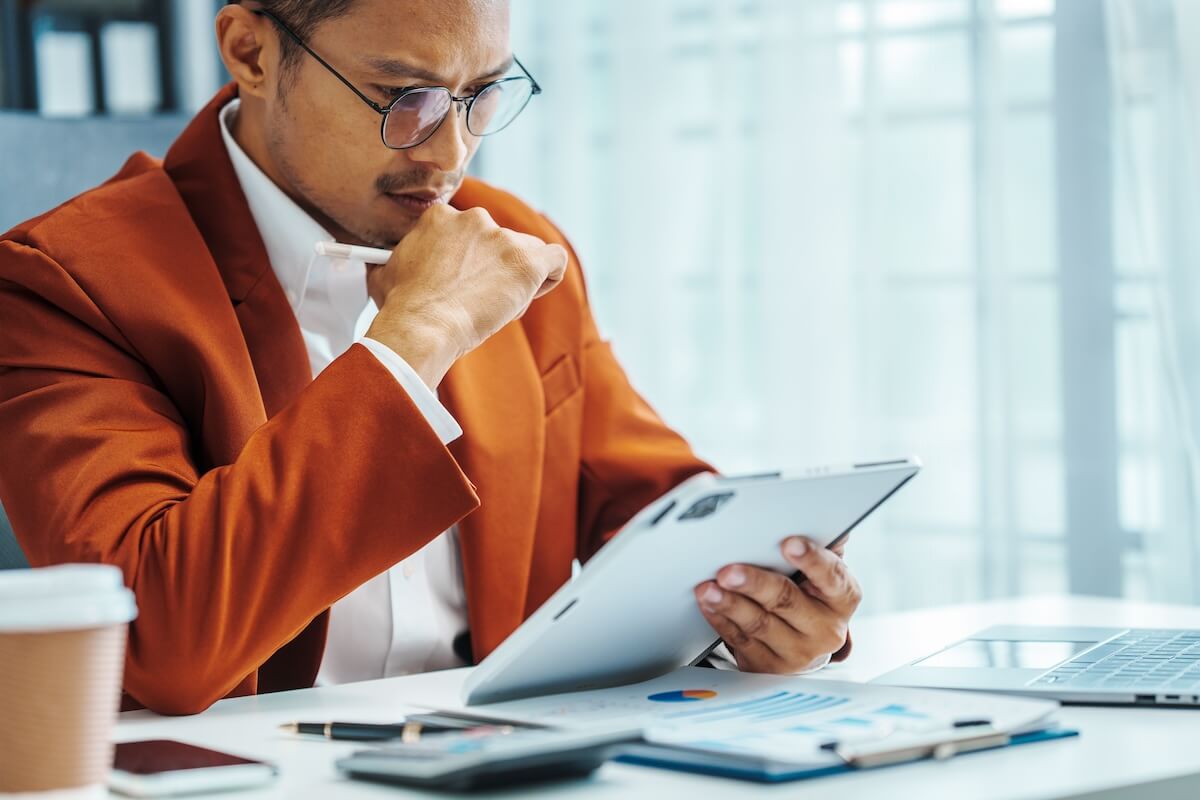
left=110, top=739, right=278, bottom=797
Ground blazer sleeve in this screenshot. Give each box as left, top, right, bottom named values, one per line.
left=0, top=241, right=480, bottom=714
left=555, top=242, right=713, bottom=558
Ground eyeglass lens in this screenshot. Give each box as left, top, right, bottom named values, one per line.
left=381, top=79, right=536, bottom=149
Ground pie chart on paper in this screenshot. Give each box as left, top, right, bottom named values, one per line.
left=646, top=689, right=718, bottom=703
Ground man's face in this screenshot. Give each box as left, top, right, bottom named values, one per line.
left=259, top=0, right=511, bottom=247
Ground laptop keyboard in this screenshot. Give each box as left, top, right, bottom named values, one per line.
left=1032, top=629, right=1200, bottom=692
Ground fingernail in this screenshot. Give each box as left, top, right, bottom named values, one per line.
left=786, top=538, right=811, bottom=558
left=703, top=586, right=723, bottom=604
left=720, top=567, right=746, bottom=588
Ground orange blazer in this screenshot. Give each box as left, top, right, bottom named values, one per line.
left=0, top=85, right=712, bottom=715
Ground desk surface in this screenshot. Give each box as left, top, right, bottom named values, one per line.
left=116, top=596, right=1200, bottom=800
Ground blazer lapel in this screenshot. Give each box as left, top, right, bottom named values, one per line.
left=162, top=83, right=312, bottom=419
left=163, top=84, right=324, bottom=689
left=440, top=321, right=545, bottom=660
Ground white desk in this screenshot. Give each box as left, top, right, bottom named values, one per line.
left=115, top=596, right=1200, bottom=799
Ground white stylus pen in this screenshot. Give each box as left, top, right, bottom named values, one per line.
left=314, top=241, right=394, bottom=264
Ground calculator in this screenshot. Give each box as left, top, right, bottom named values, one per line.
left=335, top=726, right=640, bottom=791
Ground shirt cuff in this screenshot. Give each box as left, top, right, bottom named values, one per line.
left=358, top=337, right=463, bottom=445
left=797, top=652, right=834, bottom=674
left=707, top=641, right=739, bottom=671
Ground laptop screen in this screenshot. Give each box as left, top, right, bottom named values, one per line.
left=916, top=639, right=1097, bottom=670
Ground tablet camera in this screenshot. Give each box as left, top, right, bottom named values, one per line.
left=678, top=492, right=734, bottom=521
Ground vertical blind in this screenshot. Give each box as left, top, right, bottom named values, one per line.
left=478, top=0, right=1195, bottom=610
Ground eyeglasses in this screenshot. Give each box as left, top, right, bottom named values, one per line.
left=254, top=9, right=541, bottom=150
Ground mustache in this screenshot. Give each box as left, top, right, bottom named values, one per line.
left=375, top=169, right=464, bottom=196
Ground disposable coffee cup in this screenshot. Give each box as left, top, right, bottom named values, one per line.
left=0, top=564, right=137, bottom=798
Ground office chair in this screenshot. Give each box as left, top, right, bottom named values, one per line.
left=0, top=112, right=187, bottom=230
left=0, top=111, right=188, bottom=569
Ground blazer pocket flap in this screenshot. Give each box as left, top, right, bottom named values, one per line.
left=541, top=354, right=581, bottom=414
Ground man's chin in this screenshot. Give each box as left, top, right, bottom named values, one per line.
left=365, top=196, right=442, bottom=243
left=341, top=213, right=418, bottom=249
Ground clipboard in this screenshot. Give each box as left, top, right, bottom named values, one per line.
left=613, top=727, right=1080, bottom=783
left=438, top=666, right=1071, bottom=785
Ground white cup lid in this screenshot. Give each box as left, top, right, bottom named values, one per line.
left=0, top=564, right=137, bottom=632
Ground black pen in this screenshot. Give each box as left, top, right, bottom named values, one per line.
left=279, top=719, right=472, bottom=742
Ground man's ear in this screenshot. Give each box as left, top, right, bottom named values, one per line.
left=214, top=4, right=277, bottom=101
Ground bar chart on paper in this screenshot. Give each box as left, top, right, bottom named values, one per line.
left=641, top=680, right=968, bottom=762
left=644, top=689, right=951, bottom=762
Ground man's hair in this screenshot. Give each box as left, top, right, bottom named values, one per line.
left=233, top=1, right=355, bottom=73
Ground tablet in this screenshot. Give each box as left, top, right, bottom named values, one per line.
left=462, top=459, right=921, bottom=705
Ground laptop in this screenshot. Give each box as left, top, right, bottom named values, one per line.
left=873, top=625, right=1200, bottom=707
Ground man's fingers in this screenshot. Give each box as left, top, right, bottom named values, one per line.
left=695, top=581, right=788, bottom=653
left=711, top=566, right=849, bottom=664
left=781, top=537, right=862, bottom=613
left=705, top=614, right=786, bottom=673
left=499, top=229, right=567, bottom=300
left=694, top=540, right=861, bottom=674
left=509, top=242, right=565, bottom=311
left=714, top=563, right=811, bottom=632
left=532, top=243, right=567, bottom=299
left=694, top=583, right=786, bottom=672
left=790, top=537, right=847, bottom=586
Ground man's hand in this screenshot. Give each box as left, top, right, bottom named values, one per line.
left=693, top=536, right=860, bottom=674
left=365, top=204, right=568, bottom=387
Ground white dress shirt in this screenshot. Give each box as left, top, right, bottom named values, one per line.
left=218, top=99, right=470, bottom=683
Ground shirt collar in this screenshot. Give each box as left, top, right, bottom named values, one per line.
left=218, top=98, right=330, bottom=311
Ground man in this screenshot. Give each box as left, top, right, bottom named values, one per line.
left=0, top=0, right=860, bottom=715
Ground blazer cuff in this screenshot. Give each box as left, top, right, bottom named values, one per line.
left=359, top=337, right=462, bottom=444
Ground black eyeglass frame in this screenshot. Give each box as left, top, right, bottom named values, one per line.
left=253, top=8, right=542, bottom=150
